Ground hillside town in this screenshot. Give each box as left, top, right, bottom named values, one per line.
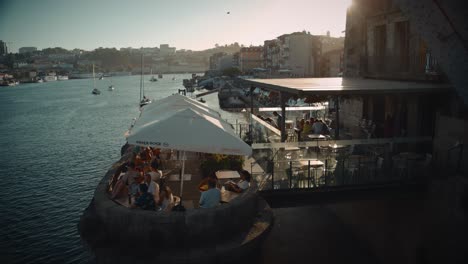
left=0, top=31, right=344, bottom=85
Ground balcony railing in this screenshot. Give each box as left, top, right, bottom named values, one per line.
left=364, top=52, right=442, bottom=80
left=251, top=140, right=433, bottom=191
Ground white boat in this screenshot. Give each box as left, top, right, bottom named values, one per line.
left=36, top=78, right=43, bottom=83
left=91, top=64, right=101, bottom=95
left=149, top=68, right=157, bottom=82
left=57, top=75, right=69, bottom=81
left=43, top=75, right=57, bottom=82
left=139, top=55, right=151, bottom=107
left=108, top=75, right=114, bottom=91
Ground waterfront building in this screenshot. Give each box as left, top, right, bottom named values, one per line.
left=0, top=40, right=7, bottom=56
left=209, top=52, right=227, bottom=70
left=263, top=31, right=341, bottom=77
left=159, top=44, right=176, bottom=57
left=19, top=47, right=38, bottom=54
left=239, top=46, right=263, bottom=74
left=263, top=39, right=281, bottom=73
left=340, top=0, right=450, bottom=136
left=278, top=32, right=321, bottom=77
left=319, top=49, right=343, bottom=77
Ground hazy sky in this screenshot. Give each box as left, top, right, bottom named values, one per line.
left=0, top=0, right=350, bottom=52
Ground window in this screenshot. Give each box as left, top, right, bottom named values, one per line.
left=374, top=25, right=387, bottom=72
left=395, top=21, right=409, bottom=71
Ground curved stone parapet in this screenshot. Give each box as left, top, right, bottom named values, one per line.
left=79, top=154, right=273, bottom=263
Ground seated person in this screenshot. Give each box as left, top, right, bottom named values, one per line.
left=160, top=186, right=175, bottom=212
left=225, top=170, right=251, bottom=193
left=131, top=184, right=155, bottom=210
left=111, top=162, right=140, bottom=200
left=198, top=172, right=219, bottom=192
left=301, top=121, right=312, bottom=139
left=109, top=162, right=127, bottom=192
left=144, top=173, right=160, bottom=205
left=199, top=179, right=221, bottom=209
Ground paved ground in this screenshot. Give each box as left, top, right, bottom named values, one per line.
left=256, top=205, right=378, bottom=264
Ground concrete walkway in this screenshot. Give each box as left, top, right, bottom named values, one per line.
left=254, top=205, right=378, bottom=264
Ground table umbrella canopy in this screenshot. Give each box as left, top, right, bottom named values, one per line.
left=134, top=94, right=221, bottom=129
left=127, top=107, right=251, bottom=156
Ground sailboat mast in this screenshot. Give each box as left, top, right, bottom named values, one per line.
left=140, top=54, right=144, bottom=101
left=93, top=64, right=96, bottom=89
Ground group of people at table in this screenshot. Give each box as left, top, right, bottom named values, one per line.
left=257, top=112, right=331, bottom=142
left=294, top=117, right=331, bottom=141
left=108, top=146, right=251, bottom=211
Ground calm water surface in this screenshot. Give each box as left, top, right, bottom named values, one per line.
left=0, top=74, right=242, bottom=263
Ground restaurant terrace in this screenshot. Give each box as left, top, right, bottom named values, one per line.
left=240, top=77, right=453, bottom=192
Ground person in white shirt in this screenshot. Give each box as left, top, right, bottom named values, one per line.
left=225, top=170, right=251, bottom=193
left=144, top=173, right=160, bottom=205
left=160, top=185, right=175, bottom=212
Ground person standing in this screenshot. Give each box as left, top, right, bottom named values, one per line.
left=273, top=111, right=283, bottom=129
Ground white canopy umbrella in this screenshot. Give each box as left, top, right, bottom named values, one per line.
left=139, top=94, right=220, bottom=122
left=126, top=105, right=252, bottom=198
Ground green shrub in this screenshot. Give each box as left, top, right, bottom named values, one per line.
left=200, top=154, right=244, bottom=177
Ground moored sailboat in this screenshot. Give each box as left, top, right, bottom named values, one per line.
left=108, top=75, right=114, bottom=91
left=139, top=55, right=151, bottom=107
left=91, top=64, right=101, bottom=95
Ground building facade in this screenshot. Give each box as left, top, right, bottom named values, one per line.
left=320, top=49, right=343, bottom=77
left=343, top=0, right=442, bottom=81
left=263, top=32, right=342, bottom=77
left=263, top=39, right=280, bottom=72
left=209, top=52, right=227, bottom=70
left=239, top=46, right=263, bottom=73
left=19, top=47, right=38, bottom=54
left=0, top=40, right=8, bottom=56
left=159, top=44, right=176, bottom=57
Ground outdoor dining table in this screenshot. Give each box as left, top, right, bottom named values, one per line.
left=215, top=170, right=241, bottom=179
left=307, top=134, right=326, bottom=140
left=220, top=188, right=240, bottom=203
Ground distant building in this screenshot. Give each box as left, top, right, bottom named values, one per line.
left=263, top=39, right=280, bottom=72
left=279, top=32, right=321, bottom=77
left=320, top=49, right=343, bottom=77
left=218, top=54, right=235, bottom=71
left=19, top=47, right=38, bottom=54
left=0, top=40, right=7, bottom=56
left=140, top=47, right=159, bottom=56
left=263, top=32, right=344, bottom=77
left=159, top=44, right=176, bottom=57
left=209, top=52, right=227, bottom=70
left=239, top=46, right=263, bottom=73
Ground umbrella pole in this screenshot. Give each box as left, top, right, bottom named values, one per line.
left=179, top=151, right=186, bottom=198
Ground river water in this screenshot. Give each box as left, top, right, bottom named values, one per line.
left=0, top=74, right=244, bottom=263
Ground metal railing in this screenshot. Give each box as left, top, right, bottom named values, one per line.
left=251, top=140, right=433, bottom=191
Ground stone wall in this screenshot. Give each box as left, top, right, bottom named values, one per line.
left=79, top=154, right=265, bottom=262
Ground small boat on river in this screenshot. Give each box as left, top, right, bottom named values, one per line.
left=91, top=64, right=101, bottom=95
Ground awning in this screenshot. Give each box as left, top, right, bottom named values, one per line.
left=242, top=77, right=452, bottom=96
